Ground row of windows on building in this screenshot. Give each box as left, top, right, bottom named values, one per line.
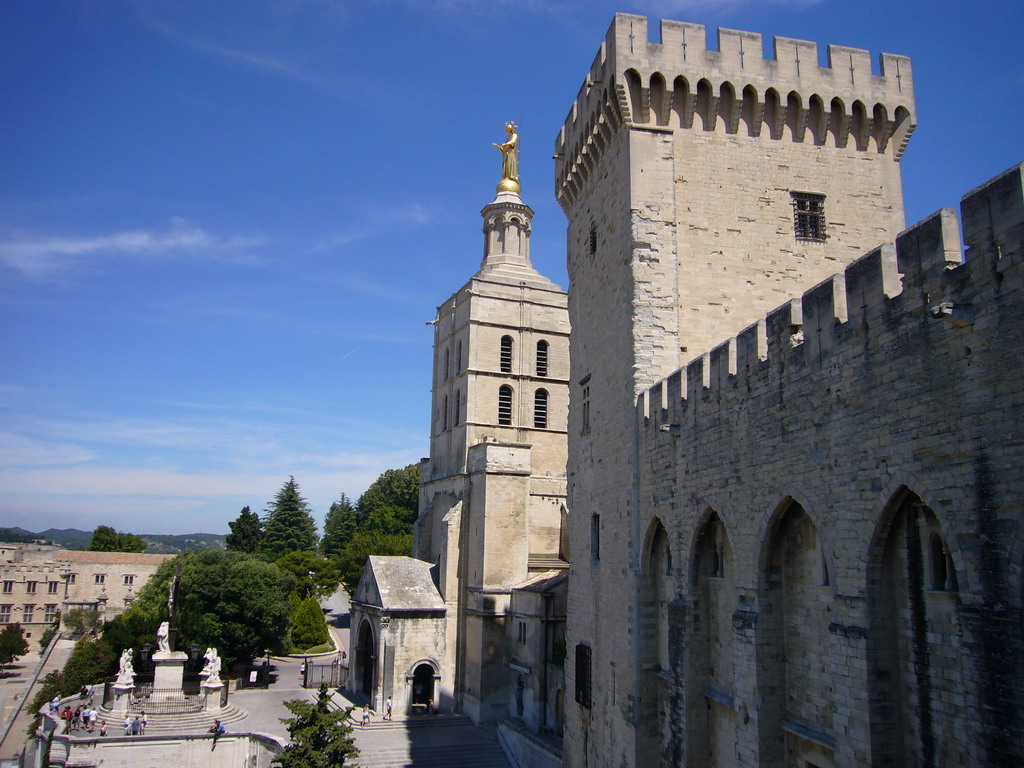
left=440, top=387, right=551, bottom=430
left=1, top=574, right=134, bottom=592
left=1, top=580, right=60, bottom=594
left=440, top=337, right=551, bottom=382
left=0, top=603, right=59, bottom=624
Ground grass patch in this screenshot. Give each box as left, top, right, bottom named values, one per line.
left=297, top=642, right=335, bottom=655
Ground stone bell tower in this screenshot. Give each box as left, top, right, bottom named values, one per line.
left=414, top=125, right=570, bottom=723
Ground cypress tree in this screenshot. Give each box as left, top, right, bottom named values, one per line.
left=262, top=477, right=318, bottom=558
left=320, top=493, right=357, bottom=557
left=291, top=595, right=330, bottom=651
left=226, top=506, right=263, bottom=553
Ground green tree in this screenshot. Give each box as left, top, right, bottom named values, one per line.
left=61, top=636, right=116, bottom=691
left=38, top=622, right=59, bottom=651
left=103, top=550, right=295, bottom=669
left=334, top=530, right=412, bottom=589
left=360, top=504, right=418, bottom=537
left=356, top=464, right=420, bottom=521
left=277, top=684, right=358, bottom=768
left=0, top=624, right=29, bottom=673
left=178, top=550, right=296, bottom=667
left=88, top=525, right=146, bottom=553
left=290, top=596, right=329, bottom=651
left=262, top=477, right=318, bottom=558
left=64, top=607, right=100, bottom=637
left=274, top=552, right=341, bottom=600
left=319, top=494, right=357, bottom=557
left=26, top=636, right=117, bottom=735
left=226, top=505, right=263, bottom=553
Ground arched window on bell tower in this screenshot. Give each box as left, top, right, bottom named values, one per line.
left=498, top=385, right=513, bottom=426
left=536, top=340, right=549, bottom=377
left=500, top=336, right=513, bottom=373
left=534, top=389, right=548, bottom=428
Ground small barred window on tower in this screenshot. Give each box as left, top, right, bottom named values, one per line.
left=575, top=643, right=592, bottom=708
left=791, top=192, right=826, bottom=242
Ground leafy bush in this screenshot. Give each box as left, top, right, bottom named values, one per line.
left=291, top=596, right=329, bottom=652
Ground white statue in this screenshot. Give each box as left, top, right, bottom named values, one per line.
left=202, top=647, right=222, bottom=686
left=115, top=648, right=135, bottom=686
left=156, top=621, right=170, bottom=653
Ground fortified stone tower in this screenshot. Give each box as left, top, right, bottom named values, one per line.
left=555, top=14, right=916, bottom=768
left=414, top=133, right=570, bottom=723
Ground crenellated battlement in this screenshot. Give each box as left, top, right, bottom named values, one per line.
left=555, top=14, right=916, bottom=212
left=638, top=162, right=1023, bottom=424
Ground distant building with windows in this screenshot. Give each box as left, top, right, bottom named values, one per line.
left=0, top=543, right=172, bottom=638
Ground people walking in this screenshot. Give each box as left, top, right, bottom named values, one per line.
left=122, top=716, right=131, bottom=735
left=89, top=707, right=98, bottom=732
left=140, top=711, right=148, bottom=734
left=361, top=705, right=372, bottom=728
left=130, top=716, right=141, bottom=736
left=385, top=696, right=393, bottom=721
left=100, top=720, right=107, bottom=737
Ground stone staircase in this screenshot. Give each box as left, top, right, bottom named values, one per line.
left=91, top=702, right=249, bottom=735
left=350, top=715, right=511, bottom=768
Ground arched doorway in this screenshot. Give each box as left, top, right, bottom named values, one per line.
left=412, top=663, right=434, bottom=706
left=355, top=619, right=375, bottom=697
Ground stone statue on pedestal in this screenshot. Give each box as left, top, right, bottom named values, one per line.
left=201, top=647, right=222, bottom=686
left=115, top=649, right=135, bottom=687
left=156, top=621, right=170, bottom=654
left=492, top=121, right=520, bottom=194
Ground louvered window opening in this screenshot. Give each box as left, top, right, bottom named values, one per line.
left=500, top=336, right=513, bottom=373
left=534, top=389, right=548, bottom=428
left=498, top=385, right=513, bottom=426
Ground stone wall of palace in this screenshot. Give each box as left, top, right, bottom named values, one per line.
left=630, top=164, right=1024, bottom=766
left=556, top=11, right=1022, bottom=768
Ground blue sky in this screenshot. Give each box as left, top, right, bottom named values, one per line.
left=1, top=0, right=1020, bottom=536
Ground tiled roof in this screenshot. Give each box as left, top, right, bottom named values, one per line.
left=58, top=550, right=174, bottom=565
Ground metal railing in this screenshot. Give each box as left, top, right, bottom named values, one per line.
left=128, top=686, right=203, bottom=714
left=303, top=661, right=349, bottom=689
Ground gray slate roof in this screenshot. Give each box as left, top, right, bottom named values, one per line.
left=357, top=555, right=445, bottom=611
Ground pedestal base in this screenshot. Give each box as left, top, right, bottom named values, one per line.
left=201, top=683, right=226, bottom=712
left=111, top=684, right=133, bottom=715
left=152, top=651, right=188, bottom=690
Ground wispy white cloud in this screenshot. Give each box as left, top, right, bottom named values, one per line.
left=131, top=4, right=364, bottom=103
left=0, top=432, right=95, bottom=468
left=200, top=305, right=421, bottom=344
left=0, top=219, right=266, bottom=280
left=313, top=202, right=435, bottom=252
left=0, top=410, right=424, bottom=533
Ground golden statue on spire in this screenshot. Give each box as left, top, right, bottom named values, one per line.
left=493, top=121, right=520, bottom=194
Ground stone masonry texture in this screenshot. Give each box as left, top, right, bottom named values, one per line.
left=557, top=13, right=1022, bottom=768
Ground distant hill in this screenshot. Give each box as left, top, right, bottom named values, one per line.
left=139, top=533, right=227, bottom=553
left=0, top=527, right=226, bottom=554
left=0, top=527, right=48, bottom=544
